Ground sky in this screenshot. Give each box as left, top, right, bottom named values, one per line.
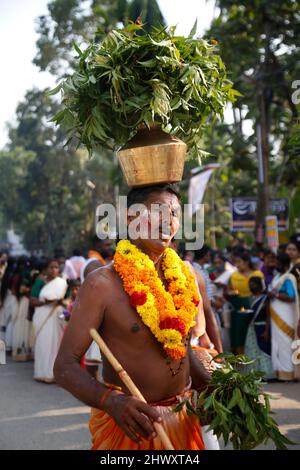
left=0, top=0, right=215, bottom=148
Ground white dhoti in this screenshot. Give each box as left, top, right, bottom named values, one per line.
left=202, top=425, right=220, bottom=450
left=85, top=340, right=102, bottom=365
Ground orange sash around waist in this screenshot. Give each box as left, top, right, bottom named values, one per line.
left=89, top=383, right=205, bottom=451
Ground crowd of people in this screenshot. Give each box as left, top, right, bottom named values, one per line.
left=0, top=236, right=114, bottom=382
left=187, top=236, right=300, bottom=382
left=1, top=234, right=300, bottom=384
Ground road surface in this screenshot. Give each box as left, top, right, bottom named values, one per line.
left=0, top=356, right=299, bottom=450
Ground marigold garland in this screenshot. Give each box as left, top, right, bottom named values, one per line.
left=114, top=240, right=200, bottom=360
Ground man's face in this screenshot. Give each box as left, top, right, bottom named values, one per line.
left=214, top=256, right=224, bottom=272
left=128, top=191, right=181, bottom=255
left=264, top=253, right=276, bottom=268
left=203, top=252, right=211, bottom=264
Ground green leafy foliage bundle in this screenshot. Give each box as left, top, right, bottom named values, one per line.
left=51, top=23, right=237, bottom=157
left=174, top=353, right=294, bottom=450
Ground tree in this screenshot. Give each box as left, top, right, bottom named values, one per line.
left=34, top=0, right=165, bottom=78
left=0, top=147, right=35, bottom=229
left=205, top=0, right=300, bottom=238
left=7, top=88, right=115, bottom=254
left=8, top=0, right=165, bottom=254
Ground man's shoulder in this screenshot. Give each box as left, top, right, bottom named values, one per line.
left=84, top=262, right=116, bottom=289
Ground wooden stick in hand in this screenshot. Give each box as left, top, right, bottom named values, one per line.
left=90, top=328, right=174, bottom=450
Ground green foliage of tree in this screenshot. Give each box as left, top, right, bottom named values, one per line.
left=1, top=0, right=166, bottom=254
left=0, top=147, right=35, bottom=227
left=6, top=88, right=115, bottom=254
left=4, top=0, right=300, bottom=252
left=34, top=0, right=166, bottom=78
left=202, top=0, right=300, bottom=238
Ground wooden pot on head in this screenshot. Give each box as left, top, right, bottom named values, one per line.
left=117, top=126, right=187, bottom=187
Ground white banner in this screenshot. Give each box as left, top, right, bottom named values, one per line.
left=188, top=169, right=215, bottom=217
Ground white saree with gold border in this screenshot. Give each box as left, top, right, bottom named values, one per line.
left=270, top=273, right=300, bottom=381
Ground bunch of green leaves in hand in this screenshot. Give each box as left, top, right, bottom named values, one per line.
left=174, top=353, right=295, bottom=450
left=50, top=22, right=238, bottom=157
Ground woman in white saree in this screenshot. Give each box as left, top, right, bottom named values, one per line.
left=3, top=264, right=20, bottom=352
left=2, top=290, right=19, bottom=351
left=269, top=253, right=300, bottom=382
left=32, top=260, right=67, bottom=383
left=0, top=258, right=18, bottom=345
left=12, top=292, right=31, bottom=361
left=12, top=266, right=32, bottom=361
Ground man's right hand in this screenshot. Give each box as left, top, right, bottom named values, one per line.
left=105, top=392, right=162, bottom=444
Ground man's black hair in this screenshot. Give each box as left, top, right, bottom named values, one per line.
left=126, top=183, right=181, bottom=208
left=249, top=276, right=265, bottom=293
left=68, top=278, right=81, bottom=288
left=211, top=250, right=226, bottom=263
left=277, top=252, right=291, bottom=269
left=263, top=248, right=276, bottom=257
left=194, top=244, right=210, bottom=261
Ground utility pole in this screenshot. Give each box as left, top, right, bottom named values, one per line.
left=255, top=117, right=270, bottom=243
left=255, top=16, right=272, bottom=243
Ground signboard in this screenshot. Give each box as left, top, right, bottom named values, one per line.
left=266, top=216, right=279, bottom=252
left=230, top=197, right=288, bottom=232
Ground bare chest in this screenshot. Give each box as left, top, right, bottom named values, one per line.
left=97, top=270, right=190, bottom=382
left=101, top=286, right=155, bottom=344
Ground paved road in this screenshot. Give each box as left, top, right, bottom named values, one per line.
left=0, top=357, right=299, bottom=450
left=0, top=357, right=90, bottom=450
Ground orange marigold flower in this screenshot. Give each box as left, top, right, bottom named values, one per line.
left=165, top=346, right=186, bottom=361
